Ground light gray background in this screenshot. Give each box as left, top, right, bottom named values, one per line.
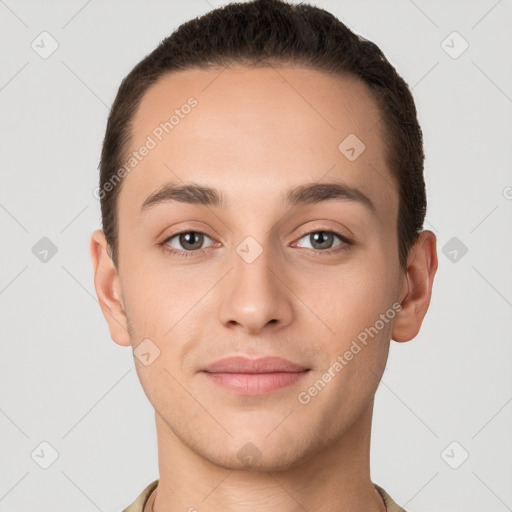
left=1, top=0, right=511, bottom=511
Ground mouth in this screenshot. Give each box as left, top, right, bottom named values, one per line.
left=201, top=356, right=310, bottom=395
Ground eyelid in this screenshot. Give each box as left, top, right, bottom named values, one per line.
left=159, top=222, right=218, bottom=242
left=293, top=222, right=353, bottom=243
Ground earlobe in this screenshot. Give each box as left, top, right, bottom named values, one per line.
left=89, top=229, right=131, bottom=346
left=391, top=230, right=438, bottom=343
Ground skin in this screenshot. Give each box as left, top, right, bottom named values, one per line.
left=90, top=64, right=437, bottom=512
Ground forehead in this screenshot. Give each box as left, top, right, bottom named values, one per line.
left=120, top=64, right=397, bottom=226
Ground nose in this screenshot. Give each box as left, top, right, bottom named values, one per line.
left=218, top=242, right=294, bottom=335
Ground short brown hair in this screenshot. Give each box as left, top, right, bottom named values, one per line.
left=99, top=0, right=426, bottom=271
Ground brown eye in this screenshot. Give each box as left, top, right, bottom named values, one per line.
left=295, top=230, right=351, bottom=251
left=179, top=232, right=204, bottom=250
left=164, top=231, right=213, bottom=252
left=309, top=231, right=335, bottom=250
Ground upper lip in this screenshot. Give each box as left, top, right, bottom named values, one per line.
left=202, top=356, right=309, bottom=374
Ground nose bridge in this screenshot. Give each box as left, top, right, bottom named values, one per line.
left=218, top=233, right=294, bottom=333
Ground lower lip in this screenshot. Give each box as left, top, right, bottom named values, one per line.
left=203, top=371, right=309, bottom=395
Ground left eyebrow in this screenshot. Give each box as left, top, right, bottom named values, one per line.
left=284, top=181, right=377, bottom=215
left=140, top=180, right=376, bottom=216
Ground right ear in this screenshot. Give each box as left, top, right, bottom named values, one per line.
left=89, top=229, right=131, bottom=346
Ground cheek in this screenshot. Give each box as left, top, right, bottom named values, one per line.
left=119, top=251, right=196, bottom=333
left=296, top=256, right=398, bottom=340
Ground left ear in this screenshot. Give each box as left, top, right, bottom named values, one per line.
left=392, top=230, right=438, bottom=342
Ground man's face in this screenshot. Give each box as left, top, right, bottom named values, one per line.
left=114, top=64, right=405, bottom=469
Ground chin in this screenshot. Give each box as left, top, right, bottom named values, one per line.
left=196, top=428, right=317, bottom=473
left=206, top=446, right=306, bottom=472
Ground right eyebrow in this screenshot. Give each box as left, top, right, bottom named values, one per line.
left=140, top=182, right=227, bottom=214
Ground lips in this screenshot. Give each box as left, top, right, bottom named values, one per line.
left=201, top=356, right=310, bottom=395
left=202, top=356, right=309, bottom=374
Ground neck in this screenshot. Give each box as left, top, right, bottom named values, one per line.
left=149, top=400, right=386, bottom=512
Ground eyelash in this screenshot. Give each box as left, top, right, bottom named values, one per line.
left=159, top=229, right=354, bottom=258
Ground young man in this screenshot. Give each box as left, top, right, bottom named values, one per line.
left=90, top=0, right=437, bottom=510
